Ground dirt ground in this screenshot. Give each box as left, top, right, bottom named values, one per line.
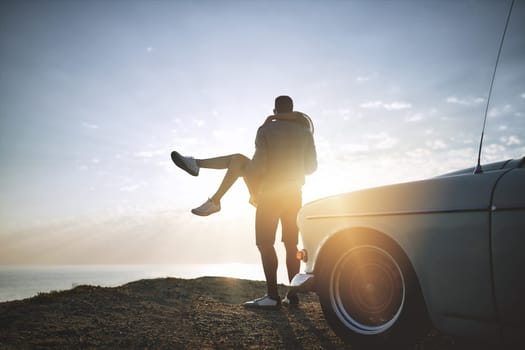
left=0, top=277, right=490, bottom=349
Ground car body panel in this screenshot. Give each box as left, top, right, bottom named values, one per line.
left=491, top=167, right=525, bottom=338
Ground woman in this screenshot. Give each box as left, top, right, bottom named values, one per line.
left=171, top=110, right=314, bottom=216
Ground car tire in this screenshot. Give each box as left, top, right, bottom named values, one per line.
left=317, top=235, right=430, bottom=349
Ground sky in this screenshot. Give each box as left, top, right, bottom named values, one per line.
left=1, top=0, right=524, bottom=267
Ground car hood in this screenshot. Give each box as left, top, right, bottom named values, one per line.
left=299, top=158, right=522, bottom=221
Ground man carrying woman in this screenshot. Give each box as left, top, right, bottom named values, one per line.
left=171, top=95, right=317, bottom=308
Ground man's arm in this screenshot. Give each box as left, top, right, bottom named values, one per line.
left=245, top=127, right=267, bottom=178
left=304, top=132, right=317, bottom=175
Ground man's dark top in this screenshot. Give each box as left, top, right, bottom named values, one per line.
left=248, top=111, right=317, bottom=193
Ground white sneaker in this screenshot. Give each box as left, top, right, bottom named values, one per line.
left=243, top=295, right=281, bottom=309
left=191, top=198, right=221, bottom=216
left=282, top=294, right=299, bottom=307
left=171, top=151, right=200, bottom=176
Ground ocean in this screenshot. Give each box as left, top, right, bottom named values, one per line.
left=0, top=264, right=291, bottom=303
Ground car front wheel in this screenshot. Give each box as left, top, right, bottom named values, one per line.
left=318, top=240, right=429, bottom=349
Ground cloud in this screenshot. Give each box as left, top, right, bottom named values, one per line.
left=355, top=76, right=370, bottom=83
left=500, top=135, right=521, bottom=146
left=488, top=104, right=512, bottom=118
left=355, top=72, right=378, bottom=83
left=321, top=109, right=352, bottom=119
left=425, top=139, right=448, bottom=150
left=116, top=176, right=148, bottom=193
left=0, top=209, right=256, bottom=265
left=365, top=132, right=399, bottom=149
left=404, top=113, right=423, bottom=122
left=360, top=100, right=412, bottom=110
left=340, top=143, right=369, bottom=154
left=82, top=122, right=99, bottom=129
left=376, top=137, right=399, bottom=150
left=212, top=129, right=228, bottom=141
left=521, top=93, right=525, bottom=99
left=485, top=144, right=506, bottom=154
left=135, top=149, right=165, bottom=158
left=405, top=148, right=432, bottom=159
left=445, top=96, right=484, bottom=106
left=120, top=184, right=140, bottom=192
left=360, top=101, right=382, bottom=109
left=385, top=102, right=412, bottom=110
left=193, top=119, right=205, bottom=127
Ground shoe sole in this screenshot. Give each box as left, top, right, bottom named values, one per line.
left=171, top=151, right=198, bottom=176
left=191, top=208, right=219, bottom=216
left=242, top=303, right=281, bottom=310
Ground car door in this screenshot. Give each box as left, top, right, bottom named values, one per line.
left=491, top=163, right=525, bottom=344
left=485, top=0, right=525, bottom=344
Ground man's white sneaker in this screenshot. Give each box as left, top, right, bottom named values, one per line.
left=191, top=198, right=221, bottom=216
left=243, top=295, right=281, bottom=309
left=171, top=151, right=200, bottom=176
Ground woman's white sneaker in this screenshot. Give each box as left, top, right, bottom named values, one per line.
left=191, top=198, right=221, bottom=216
left=171, top=151, right=200, bottom=176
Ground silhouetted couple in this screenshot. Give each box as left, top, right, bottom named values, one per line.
left=171, top=95, right=317, bottom=309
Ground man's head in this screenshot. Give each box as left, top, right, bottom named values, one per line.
left=274, top=95, right=293, bottom=114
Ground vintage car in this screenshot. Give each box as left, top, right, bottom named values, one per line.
left=292, top=159, right=525, bottom=348
left=290, top=0, right=524, bottom=347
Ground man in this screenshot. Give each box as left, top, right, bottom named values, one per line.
left=243, top=95, right=317, bottom=308
left=171, top=95, right=317, bottom=308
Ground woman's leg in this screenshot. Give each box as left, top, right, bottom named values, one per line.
left=196, top=154, right=250, bottom=204
left=196, top=155, right=236, bottom=170
left=173, top=151, right=255, bottom=215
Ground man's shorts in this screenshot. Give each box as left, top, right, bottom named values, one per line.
left=255, top=186, right=302, bottom=246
